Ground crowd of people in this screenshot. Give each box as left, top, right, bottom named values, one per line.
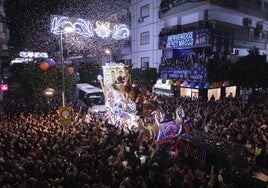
left=0, top=87, right=267, bottom=188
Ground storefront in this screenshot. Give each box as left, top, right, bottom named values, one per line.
left=176, top=84, right=237, bottom=100
left=153, top=78, right=237, bottom=100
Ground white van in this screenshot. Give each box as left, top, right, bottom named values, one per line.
left=75, top=83, right=106, bottom=112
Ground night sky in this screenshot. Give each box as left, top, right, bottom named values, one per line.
left=5, top=0, right=131, bottom=61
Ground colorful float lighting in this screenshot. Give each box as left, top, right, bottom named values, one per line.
left=0, top=84, right=8, bottom=91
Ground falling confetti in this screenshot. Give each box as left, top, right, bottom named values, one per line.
left=6, top=0, right=131, bottom=62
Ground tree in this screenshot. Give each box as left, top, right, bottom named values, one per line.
left=15, top=62, right=76, bottom=103
left=131, top=67, right=158, bottom=91
left=78, top=63, right=102, bottom=86
left=230, top=48, right=268, bottom=88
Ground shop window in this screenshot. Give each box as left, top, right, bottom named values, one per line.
left=141, top=31, right=149, bottom=45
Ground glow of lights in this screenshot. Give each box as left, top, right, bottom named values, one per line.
left=11, top=58, right=33, bottom=65
left=112, top=24, right=129, bottom=40
left=95, top=21, right=111, bottom=38
left=73, top=18, right=94, bottom=37
left=19, top=51, right=48, bottom=58
left=44, top=88, right=55, bottom=96
left=50, top=15, right=129, bottom=40
left=0, top=84, right=8, bottom=91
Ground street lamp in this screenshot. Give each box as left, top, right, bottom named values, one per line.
left=59, top=26, right=74, bottom=107
left=105, top=49, right=112, bottom=62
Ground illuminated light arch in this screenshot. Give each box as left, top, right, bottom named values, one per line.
left=51, top=16, right=73, bottom=35
left=51, top=16, right=94, bottom=37
left=112, top=24, right=129, bottom=40
left=73, top=19, right=94, bottom=37
left=95, top=21, right=111, bottom=38
left=50, top=15, right=130, bottom=39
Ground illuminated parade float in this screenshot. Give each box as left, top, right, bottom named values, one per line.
left=98, top=63, right=141, bottom=132
left=97, top=62, right=184, bottom=143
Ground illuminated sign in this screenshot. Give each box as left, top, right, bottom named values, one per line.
left=178, top=139, right=207, bottom=163
left=19, top=51, right=48, bottom=58
left=112, top=24, right=130, bottom=40
left=166, top=32, right=194, bottom=48
left=160, top=67, right=207, bottom=82
left=95, top=21, right=111, bottom=38
left=50, top=15, right=130, bottom=40
left=159, top=29, right=211, bottom=49
left=11, top=58, right=34, bottom=65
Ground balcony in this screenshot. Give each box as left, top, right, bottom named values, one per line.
left=211, top=0, right=268, bottom=19
left=159, top=0, right=268, bottom=19
left=239, top=0, right=268, bottom=12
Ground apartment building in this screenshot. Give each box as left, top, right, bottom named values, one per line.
left=0, top=0, right=9, bottom=79
left=130, top=0, right=268, bottom=69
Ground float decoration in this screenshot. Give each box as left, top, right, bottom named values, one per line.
left=204, top=82, right=211, bottom=88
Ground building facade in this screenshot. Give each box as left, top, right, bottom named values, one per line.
left=130, top=0, right=268, bottom=69
left=0, top=0, right=9, bottom=81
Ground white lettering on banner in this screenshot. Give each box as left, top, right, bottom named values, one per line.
left=190, top=74, right=203, bottom=80
left=11, top=58, right=33, bottom=65
left=19, top=51, right=48, bottom=58
left=166, top=32, right=194, bottom=48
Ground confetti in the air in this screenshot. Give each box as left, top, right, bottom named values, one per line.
left=6, top=0, right=131, bottom=62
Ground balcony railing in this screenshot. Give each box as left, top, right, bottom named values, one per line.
left=239, top=0, right=268, bottom=12
left=159, top=0, right=268, bottom=18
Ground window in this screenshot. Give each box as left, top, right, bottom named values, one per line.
left=141, top=4, right=149, bottom=18
left=141, top=57, right=149, bottom=68
left=140, top=31, right=149, bottom=45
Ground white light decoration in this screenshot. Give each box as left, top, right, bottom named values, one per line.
left=112, top=24, right=129, bottom=40
left=95, top=21, right=111, bottom=38
left=19, top=51, right=48, bottom=58
left=51, top=16, right=94, bottom=37
left=50, top=15, right=129, bottom=40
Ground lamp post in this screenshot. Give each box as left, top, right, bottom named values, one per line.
left=105, top=49, right=112, bottom=62
left=59, top=26, right=74, bottom=107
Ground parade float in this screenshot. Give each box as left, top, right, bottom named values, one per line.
left=97, top=62, right=140, bottom=132
left=96, top=62, right=184, bottom=143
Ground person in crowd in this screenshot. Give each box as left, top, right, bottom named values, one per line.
left=0, top=86, right=267, bottom=187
